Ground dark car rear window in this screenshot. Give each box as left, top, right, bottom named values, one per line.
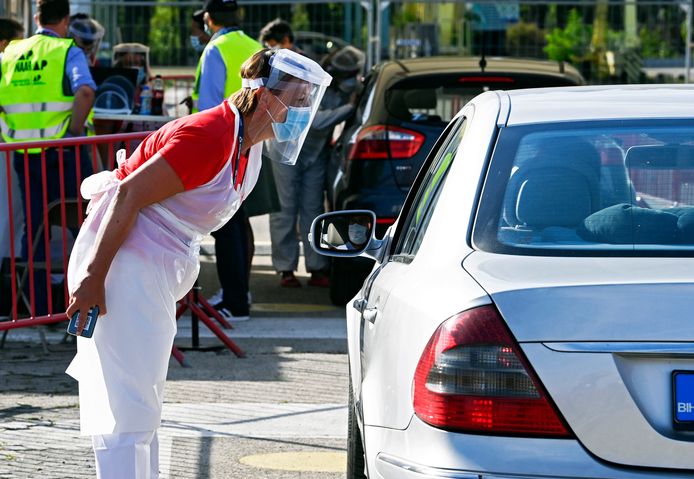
left=385, top=72, right=575, bottom=124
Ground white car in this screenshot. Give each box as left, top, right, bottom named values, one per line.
left=310, top=85, right=694, bottom=478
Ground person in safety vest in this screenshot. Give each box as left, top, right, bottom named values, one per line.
left=0, top=17, right=24, bottom=271
left=69, top=13, right=105, bottom=137
left=65, top=48, right=332, bottom=478
left=193, top=0, right=262, bottom=322
left=191, top=0, right=260, bottom=113
left=0, top=17, right=24, bottom=53
left=0, top=0, right=96, bottom=316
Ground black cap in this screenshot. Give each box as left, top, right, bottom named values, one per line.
left=203, top=0, right=237, bottom=13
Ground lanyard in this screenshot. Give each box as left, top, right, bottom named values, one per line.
left=233, top=114, right=244, bottom=188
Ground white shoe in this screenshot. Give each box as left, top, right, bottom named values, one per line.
left=216, top=307, right=250, bottom=322
left=207, top=288, right=223, bottom=307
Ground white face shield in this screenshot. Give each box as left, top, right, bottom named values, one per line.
left=246, top=49, right=332, bottom=166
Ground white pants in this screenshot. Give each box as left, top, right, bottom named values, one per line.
left=92, top=430, right=159, bottom=479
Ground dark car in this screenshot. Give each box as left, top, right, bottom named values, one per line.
left=327, top=56, right=584, bottom=305
left=294, top=31, right=349, bottom=63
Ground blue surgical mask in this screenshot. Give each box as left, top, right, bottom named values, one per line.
left=204, top=24, right=212, bottom=37
left=270, top=106, right=312, bottom=143
left=190, top=35, right=205, bottom=53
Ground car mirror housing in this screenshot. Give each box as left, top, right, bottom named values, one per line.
left=309, top=210, right=386, bottom=262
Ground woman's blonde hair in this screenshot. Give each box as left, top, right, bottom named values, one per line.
left=230, top=49, right=274, bottom=116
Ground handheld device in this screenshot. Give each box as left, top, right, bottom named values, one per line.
left=67, top=306, right=100, bottom=338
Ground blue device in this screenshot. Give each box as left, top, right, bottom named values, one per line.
left=67, top=306, right=100, bottom=338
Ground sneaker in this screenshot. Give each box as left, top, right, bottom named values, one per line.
left=215, top=306, right=250, bottom=322
left=307, top=271, right=330, bottom=288
left=280, top=271, right=301, bottom=288
left=207, top=288, right=223, bottom=307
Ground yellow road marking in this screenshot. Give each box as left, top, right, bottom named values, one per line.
left=239, top=451, right=346, bottom=472
left=251, top=303, right=338, bottom=313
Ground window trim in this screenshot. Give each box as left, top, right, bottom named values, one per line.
left=390, top=114, right=469, bottom=262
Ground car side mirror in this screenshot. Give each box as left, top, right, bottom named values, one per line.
left=309, top=210, right=384, bottom=261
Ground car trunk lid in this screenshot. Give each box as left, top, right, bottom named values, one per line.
left=463, top=252, right=694, bottom=469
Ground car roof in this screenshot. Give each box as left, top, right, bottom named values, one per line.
left=503, top=84, right=694, bottom=126
left=374, top=56, right=583, bottom=84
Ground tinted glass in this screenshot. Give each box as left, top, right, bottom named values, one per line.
left=474, top=120, right=694, bottom=255
left=386, top=73, right=576, bottom=125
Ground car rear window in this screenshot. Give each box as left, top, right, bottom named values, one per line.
left=473, top=119, right=694, bottom=256
left=386, top=73, right=575, bottom=125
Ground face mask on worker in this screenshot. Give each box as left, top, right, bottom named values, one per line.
left=190, top=35, right=205, bottom=53
left=348, top=224, right=369, bottom=246
left=268, top=99, right=312, bottom=143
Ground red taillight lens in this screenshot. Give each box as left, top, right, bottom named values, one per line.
left=348, top=125, right=425, bottom=161
left=413, top=305, right=572, bottom=437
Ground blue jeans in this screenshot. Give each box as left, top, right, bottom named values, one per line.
left=13, top=146, right=93, bottom=316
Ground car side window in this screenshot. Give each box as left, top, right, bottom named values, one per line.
left=393, top=117, right=468, bottom=259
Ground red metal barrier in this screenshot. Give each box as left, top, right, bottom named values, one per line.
left=0, top=129, right=244, bottom=362
left=0, top=132, right=150, bottom=330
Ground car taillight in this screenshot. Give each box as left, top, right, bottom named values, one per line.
left=348, top=125, right=425, bottom=161
left=413, top=305, right=572, bottom=437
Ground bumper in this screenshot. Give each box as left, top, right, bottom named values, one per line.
left=366, top=416, right=694, bottom=479
left=377, top=454, right=573, bottom=479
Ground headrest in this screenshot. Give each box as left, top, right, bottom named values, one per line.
left=404, top=89, right=437, bottom=110
left=514, top=168, right=593, bottom=228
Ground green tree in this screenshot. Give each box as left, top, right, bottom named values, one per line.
left=544, top=9, right=591, bottom=63
left=148, top=0, right=179, bottom=66
left=292, top=4, right=310, bottom=31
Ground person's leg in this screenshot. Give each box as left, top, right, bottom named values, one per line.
left=269, top=161, right=301, bottom=282
left=299, top=158, right=330, bottom=285
left=92, top=430, right=158, bottom=479
left=211, top=209, right=249, bottom=318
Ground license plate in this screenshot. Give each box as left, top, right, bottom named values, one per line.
left=672, top=371, right=694, bottom=430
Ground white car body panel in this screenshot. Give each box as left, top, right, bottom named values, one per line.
left=522, top=343, right=694, bottom=470
left=463, top=254, right=694, bottom=341
left=505, top=85, right=694, bottom=126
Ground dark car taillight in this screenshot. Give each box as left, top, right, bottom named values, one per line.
left=413, top=305, right=572, bottom=438
left=348, top=125, right=425, bottom=161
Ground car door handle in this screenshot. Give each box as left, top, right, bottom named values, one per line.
left=363, top=307, right=378, bottom=323
left=352, top=298, right=378, bottom=323
left=353, top=298, right=367, bottom=313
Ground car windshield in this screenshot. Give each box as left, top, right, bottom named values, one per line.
left=474, top=119, right=694, bottom=256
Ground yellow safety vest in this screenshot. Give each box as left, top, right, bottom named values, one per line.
left=191, top=30, right=261, bottom=113
left=0, top=35, right=75, bottom=146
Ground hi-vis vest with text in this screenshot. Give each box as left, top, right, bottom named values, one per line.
left=0, top=35, right=74, bottom=145
left=191, top=30, right=261, bottom=113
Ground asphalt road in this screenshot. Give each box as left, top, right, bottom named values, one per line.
left=0, top=215, right=351, bottom=478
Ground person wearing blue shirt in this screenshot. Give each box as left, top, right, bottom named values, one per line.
left=0, top=0, right=96, bottom=316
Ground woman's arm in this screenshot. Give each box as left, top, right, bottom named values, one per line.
left=66, top=153, right=184, bottom=331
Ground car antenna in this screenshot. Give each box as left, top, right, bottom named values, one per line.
left=479, top=29, right=487, bottom=73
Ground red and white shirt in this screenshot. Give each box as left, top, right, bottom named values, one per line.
left=115, top=100, right=247, bottom=190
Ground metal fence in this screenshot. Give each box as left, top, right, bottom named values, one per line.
left=2, top=0, right=692, bottom=83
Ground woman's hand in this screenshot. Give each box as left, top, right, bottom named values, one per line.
left=66, top=273, right=107, bottom=335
